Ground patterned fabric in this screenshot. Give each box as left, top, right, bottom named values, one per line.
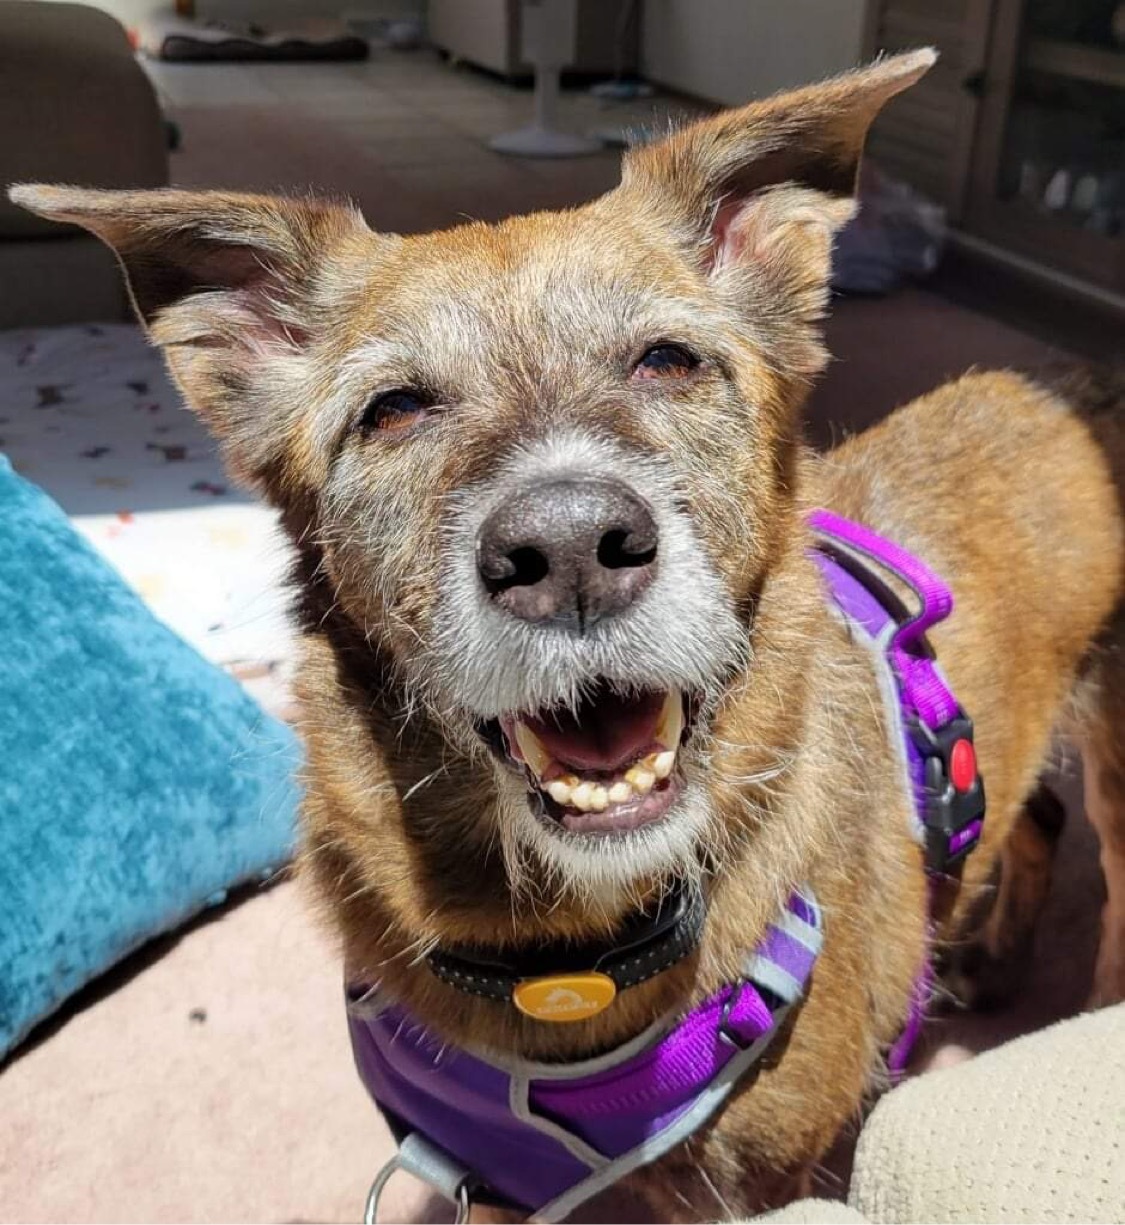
left=851, top=1004, right=1125, bottom=1223
left=0, top=323, right=294, bottom=715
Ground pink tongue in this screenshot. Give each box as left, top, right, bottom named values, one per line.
left=525, top=688, right=665, bottom=773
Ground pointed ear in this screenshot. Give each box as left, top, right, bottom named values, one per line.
left=8, top=185, right=377, bottom=491
left=619, top=49, right=935, bottom=325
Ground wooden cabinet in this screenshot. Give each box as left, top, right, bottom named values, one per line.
left=865, top=0, right=1125, bottom=297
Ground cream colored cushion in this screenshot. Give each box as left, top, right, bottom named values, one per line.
left=756, top=1199, right=868, bottom=1223
left=850, top=1004, right=1125, bottom=1223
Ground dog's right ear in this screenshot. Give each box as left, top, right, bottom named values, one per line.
left=617, top=49, right=935, bottom=349
left=8, top=184, right=381, bottom=490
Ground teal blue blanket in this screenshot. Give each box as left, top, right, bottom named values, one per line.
left=0, top=455, right=300, bottom=1057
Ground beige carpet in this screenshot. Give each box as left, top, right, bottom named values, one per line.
left=0, top=881, right=385, bottom=1224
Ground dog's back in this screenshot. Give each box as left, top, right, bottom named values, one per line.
left=819, top=367, right=1125, bottom=1002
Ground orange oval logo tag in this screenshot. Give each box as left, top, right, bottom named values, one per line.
left=512, top=972, right=617, bottom=1023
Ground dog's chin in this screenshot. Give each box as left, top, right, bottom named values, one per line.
left=504, top=772, right=711, bottom=899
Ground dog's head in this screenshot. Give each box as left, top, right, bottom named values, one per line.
left=12, top=52, right=931, bottom=915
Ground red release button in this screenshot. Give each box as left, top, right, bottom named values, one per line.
left=950, top=738, right=976, bottom=792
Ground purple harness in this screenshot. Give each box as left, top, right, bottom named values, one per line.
left=348, top=512, right=984, bottom=1222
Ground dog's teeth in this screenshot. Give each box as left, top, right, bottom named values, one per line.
left=655, top=689, right=684, bottom=750
left=589, top=785, right=609, bottom=812
left=513, top=721, right=551, bottom=779
left=608, top=781, right=631, bottom=804
left=547, top=779, right=574, bottom=805
left=571, top=782, right=595, bottom=811
left=626, top=766, right=656, bottom=794
left=652, top=750, right=676, bottom=780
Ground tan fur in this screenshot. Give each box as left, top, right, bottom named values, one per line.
left=1081, top=654, right=1125, bottom=1009
left=12, top=48, right=1125, bottom=1220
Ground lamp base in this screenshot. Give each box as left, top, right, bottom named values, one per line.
left=488, top=125, right=602, bottom=158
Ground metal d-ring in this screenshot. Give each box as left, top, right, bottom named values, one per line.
left=363, top=1155, right=398, bottom=1225
left=363, top=1153, right=472, bottom=1224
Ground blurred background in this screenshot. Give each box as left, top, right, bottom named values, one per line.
left=3, top=0, right=1123, bottom=340
left=0, top=2, right=1120, bottom=1221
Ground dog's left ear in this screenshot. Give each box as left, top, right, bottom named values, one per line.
left=619, top=49, right=935, bottom=323
left=8, top=184, right=379, bottom=490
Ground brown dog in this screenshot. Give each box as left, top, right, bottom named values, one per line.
left=13, top=48, right=1125, bottom=1220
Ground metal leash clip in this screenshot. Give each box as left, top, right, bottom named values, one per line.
left=364, top=1131, right=475, bottom=1224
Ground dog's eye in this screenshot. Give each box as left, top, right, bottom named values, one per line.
left=632, top=343, right=700, bottom=381
left=360, top=388, right=432, bottom=434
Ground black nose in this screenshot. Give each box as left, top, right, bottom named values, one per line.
left=477, top=478, right=658, bottom=629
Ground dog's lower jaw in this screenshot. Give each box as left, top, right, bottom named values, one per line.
left=495, top=762, right=715, bottom=912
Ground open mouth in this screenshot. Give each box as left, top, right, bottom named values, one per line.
left=481, top=681, right=696, bottom=836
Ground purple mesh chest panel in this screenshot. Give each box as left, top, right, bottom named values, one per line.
left=347, top=512, right=982, bottom=1220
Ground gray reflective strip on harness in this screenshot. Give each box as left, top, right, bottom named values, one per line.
left=530, top=999, right=793, bottom=1224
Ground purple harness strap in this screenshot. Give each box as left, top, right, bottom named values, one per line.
left=349, top=892, right=823, bottom=1221
left=809, top=510, right=958, bottom=730
left=808, top=510, right=985, bottom=1073
left=348, top=512, right=983, bottom=1220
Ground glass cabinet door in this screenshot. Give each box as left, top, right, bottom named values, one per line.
left=968, top=0, right=1125, bottom=291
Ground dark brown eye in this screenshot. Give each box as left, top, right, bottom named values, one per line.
left=632, top=343, right=700, bottom=381
left=360, top=388, right=432, bottom=433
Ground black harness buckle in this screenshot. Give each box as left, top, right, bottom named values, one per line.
left=910, top=713, right=986, bottom=874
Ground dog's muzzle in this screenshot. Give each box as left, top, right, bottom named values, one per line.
left=471, top=474, right=702, bottom=836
